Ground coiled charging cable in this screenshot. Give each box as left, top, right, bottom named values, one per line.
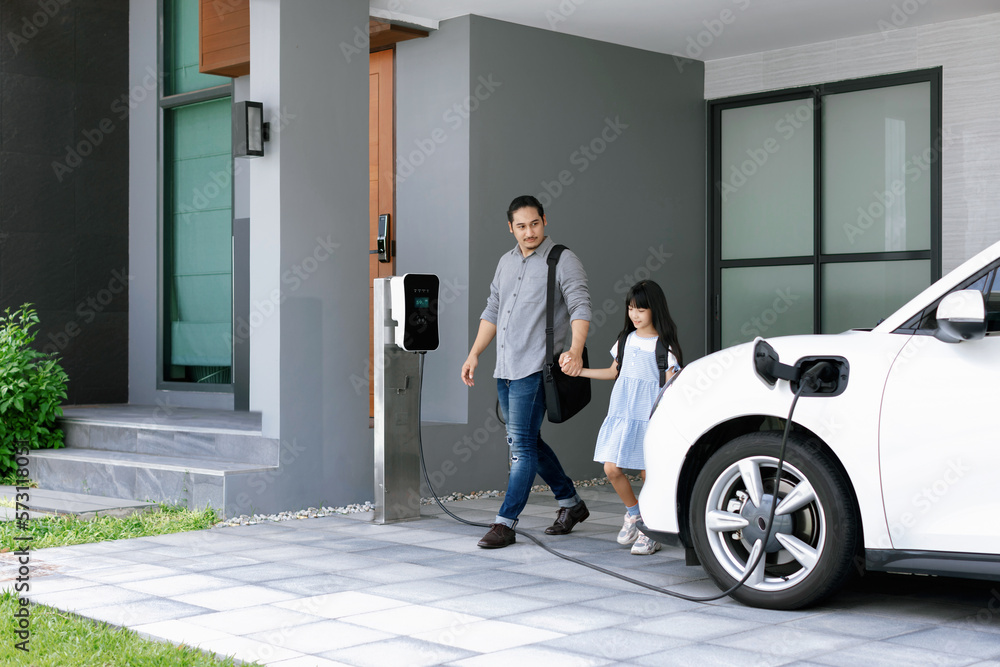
left=416, top=351, right=828, bottom=603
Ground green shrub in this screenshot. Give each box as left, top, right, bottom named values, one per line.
left=0, top=304, right=69, bottom=477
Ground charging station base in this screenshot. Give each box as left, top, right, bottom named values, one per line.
left=373, top=279, right=422, bottom=524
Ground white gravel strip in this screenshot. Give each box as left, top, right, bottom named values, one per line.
left=215, top=474, right=640, bottom=527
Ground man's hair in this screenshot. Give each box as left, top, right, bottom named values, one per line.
left=506, top=195, right=544, bottom=223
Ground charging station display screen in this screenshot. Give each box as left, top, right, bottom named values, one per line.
left=414, top=297, right=430, bottom=309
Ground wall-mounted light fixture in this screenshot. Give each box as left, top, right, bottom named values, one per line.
left=233, top=101, right=270, bottom=158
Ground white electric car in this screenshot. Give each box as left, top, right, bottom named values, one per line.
left=638, top=239, right=1000, bottom=610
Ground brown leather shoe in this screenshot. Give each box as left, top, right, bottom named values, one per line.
left=544, top=500, right=589, bottom=535
left=477, top=523, right=516, bottom=548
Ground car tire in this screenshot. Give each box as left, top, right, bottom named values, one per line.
left=689, top=431, right=858, bottom=610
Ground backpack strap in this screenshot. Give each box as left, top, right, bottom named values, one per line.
left=656, top=337, right=669, bottom=387
left=614, top=332, right=627, bottom=380
left=545, top=245, right=567, bottom=367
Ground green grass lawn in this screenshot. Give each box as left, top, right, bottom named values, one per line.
left=0, top=590, right=256, bottom=667
left=0, top=505, right=260, bottom=665
left=0, top=505, right=219, bottom=552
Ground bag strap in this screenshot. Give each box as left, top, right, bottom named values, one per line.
left=545, top=245, right=567, bottom=368
left=656, top=337, right=669, bottom=387
left=614, top=332, right=627, bottom=380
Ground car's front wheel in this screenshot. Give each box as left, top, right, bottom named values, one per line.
left=689, top=431, right=858, bottom=609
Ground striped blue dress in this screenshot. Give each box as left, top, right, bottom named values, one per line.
left=593, top=332, right=677, bottom=470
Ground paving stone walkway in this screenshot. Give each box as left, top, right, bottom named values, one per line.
left=4, top=484, right=1000, bottom=666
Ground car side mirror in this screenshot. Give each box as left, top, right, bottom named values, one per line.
left=934, top=289, right=987, bottom=343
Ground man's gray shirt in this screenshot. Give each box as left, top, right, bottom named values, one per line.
left=481, top=237, right=591, bottom=380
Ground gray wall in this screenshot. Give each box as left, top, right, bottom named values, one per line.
left=2, top=0, right=129, bottom=405
left=236, top=0, right=371, bottom=513
left=395, top=17, right=471, bottom=424
left=396, top=16, right=706, bottom=497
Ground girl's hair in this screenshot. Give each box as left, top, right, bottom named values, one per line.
left=617, top=280, right=683, bottom=367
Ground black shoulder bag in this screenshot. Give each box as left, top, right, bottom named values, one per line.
left=542, top=245, right=591, bottom=423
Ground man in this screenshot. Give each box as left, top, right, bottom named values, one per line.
left=461, top=195, right=591, bottom=548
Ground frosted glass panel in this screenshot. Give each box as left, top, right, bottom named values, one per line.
left=822, top=260, right=930, bottom=333
left=721, top=99, right=814, bottom=260
left=721, top=265, right=814, bottom=348
left=165, top=99, right=233, bottom=377
left=823, top=83, right=930, bottom=254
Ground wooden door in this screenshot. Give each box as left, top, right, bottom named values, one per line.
left=370, top=49, right=395, bottom=416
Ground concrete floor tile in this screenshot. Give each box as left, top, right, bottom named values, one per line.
left=69, top=562, right=192, bottom=586
left=633, top=610, right=762, bottom=641
left=196, top=604, right=325, bottom=634
left=198, top=634, right=305, bottom=665
left=502, top=604, right=627, bottom=634
left=350, top=543, right=456, bottom=562
left=429, top=591, right=553, bottom=618
left=274, top=591, right=407, bottom=618
left=578, top=591, right=702, bottom=617
left=366, top=579, right=481, bottom=604
left=413, top=618, right=564, bottom=652
left=264, top=573, right=369, bottom=596
left=708, top=625, right=861, bottom=660
left=806, top=640, right=978, bottom=667
left=270, top=656, right=353, bottom=667
left=506, top=580, right=619, bottom=604
left=440, top=570, right=550, bottom=591
left=169, top=553, right=261, bottom=571
left=783, top=610, right=932, bottom=639
left=888, top=626, right=1000, bottom=659
left=238, top=544, right=340, bottom=562
left=541, top=626, right=690, bottom=661
left=447, top=644, right=613, bottom=666
left=342, top=603, right=483, bottom=634
left=174, top=584, right=300, bottom=611
left=120, top=573, right=237, bottom=596
left=134, top=618, right=235, bottom=647
left=15, top=574, right=93, bottom=596
left=284, top=552, right=395, bottom=572
left=632, top=643, right=791, bottom=667
left=213, top=562, right=324, bottom=584
left=338, top=561, right=451, bottom=584
left=81, top=598, right=212, bottom=626
left=249, top=619, right=399, bottom=655
left=328, top=636, right=475, bottom=667
left=29, top=583, right=152, bottom=612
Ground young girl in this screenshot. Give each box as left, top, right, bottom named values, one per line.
left=580, top=280, right=682, bottom=555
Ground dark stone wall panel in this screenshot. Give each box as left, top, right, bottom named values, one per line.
left=0, top=0, right=129, bottom=406
left=0, top=151, right=76, bottom=234
left=0, top=0, right=76, bottom=82
left=74, top=158, right=127, bottom=236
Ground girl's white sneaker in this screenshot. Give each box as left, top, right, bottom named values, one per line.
left=617, top=513, right=640, bottom=545
left=631, top=533, right=661, bottom=555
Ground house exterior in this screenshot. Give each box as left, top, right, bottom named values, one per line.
left=2, top=0, right=998, bottom=515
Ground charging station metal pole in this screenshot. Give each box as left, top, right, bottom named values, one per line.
left=373, top=278, right=422, bottom=523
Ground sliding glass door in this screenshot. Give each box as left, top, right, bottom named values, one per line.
left=710, top=69, right=941, bottom=350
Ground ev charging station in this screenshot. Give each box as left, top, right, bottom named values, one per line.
left=373, top=274, right=439, bottom=524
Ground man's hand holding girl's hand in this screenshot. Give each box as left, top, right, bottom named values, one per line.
left=559, top=350, right=583, bottom=377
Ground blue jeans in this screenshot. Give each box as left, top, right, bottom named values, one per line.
left=496, top=372, right=579, bottom=524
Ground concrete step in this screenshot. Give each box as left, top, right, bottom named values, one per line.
left=58, top=406, right=279, bottom=466
left=0, top=485, right=158, bottom=520
left=28, top=448, right=277, bottom=517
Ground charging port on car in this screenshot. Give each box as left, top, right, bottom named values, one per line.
left=791, top=357, right=849, bottom=397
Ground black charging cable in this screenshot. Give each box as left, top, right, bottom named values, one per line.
left=415, top=351, right=831, bottom=603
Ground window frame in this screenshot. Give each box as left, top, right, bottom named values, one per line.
left=708, top=67, right=943, bottom=352
left=157, top=0, right=234, bottom=392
